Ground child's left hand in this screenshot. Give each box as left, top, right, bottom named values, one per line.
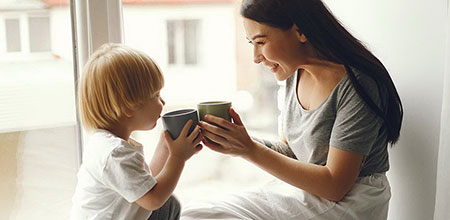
left=164, top=120, right=203, bottom=161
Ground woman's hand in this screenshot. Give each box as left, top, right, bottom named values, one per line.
left=199, top=107, right=258, bottom=158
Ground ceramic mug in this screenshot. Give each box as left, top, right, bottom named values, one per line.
left=197, top=101, right=232, bottom=122
left=162, top=109, right=199, bottom=139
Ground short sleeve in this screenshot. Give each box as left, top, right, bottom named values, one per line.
left=102, top=146, right=157, bottom=202
left=330, top=77, right=384, bottom=156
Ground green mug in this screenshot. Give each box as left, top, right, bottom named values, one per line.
left=197, top=101, right=232, bottom=122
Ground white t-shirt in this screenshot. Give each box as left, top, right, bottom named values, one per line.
left=71, top=129, right=157, bottom=220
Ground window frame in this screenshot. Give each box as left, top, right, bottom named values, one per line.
left=71, top=0, right=124, bottom=166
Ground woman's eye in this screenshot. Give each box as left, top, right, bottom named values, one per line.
left=247, top=40, right=264, bottom=45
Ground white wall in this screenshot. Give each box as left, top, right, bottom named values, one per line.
left=323, top=0, right=447, bottom=219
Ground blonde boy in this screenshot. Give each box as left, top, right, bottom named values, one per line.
left=71, top=43, right=202, bottom=220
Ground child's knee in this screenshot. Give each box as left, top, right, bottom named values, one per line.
left=168, top=195, right=181, bottom=212
left=161, top=195, right=180, bottom=219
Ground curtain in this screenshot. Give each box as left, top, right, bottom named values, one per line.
left=434, top=2, right=450, bottom=219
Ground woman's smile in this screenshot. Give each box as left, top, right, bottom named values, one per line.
left=269, top=63, right=279, bottom=73
left=263, top=61, right=280, bottom=73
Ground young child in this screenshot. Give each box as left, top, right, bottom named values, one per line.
left=71, top=43, right=203, bottom=220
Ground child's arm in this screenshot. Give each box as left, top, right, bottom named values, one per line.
left=148, top=132, right=169, bottom=176
left=137, top=154, right=186, bottom=210
left=136, top=120, right=202, bottom=211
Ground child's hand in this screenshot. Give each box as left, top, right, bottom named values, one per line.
left=163, top=120, right=203, bottom=161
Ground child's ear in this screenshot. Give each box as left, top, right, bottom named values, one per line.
left=293, top=24, right=308, bottom=43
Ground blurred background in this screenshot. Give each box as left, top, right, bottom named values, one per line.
left=0, top=0, right=449, bottom=220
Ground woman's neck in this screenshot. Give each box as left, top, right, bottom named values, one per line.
left=299, top=59, right=346, bottom=82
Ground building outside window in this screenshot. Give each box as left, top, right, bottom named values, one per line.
left=4, top=18, right=21, bottom=52
left=0, top=1, right=77, bottom=219
left=28, top=16, right=51, bottom=52
left=0, top=0, right=279, bottom=218
left=1, top=12, right=51, bottom=55
left=122, top=0, right=279, bottom=206
left=167, top=19, right=200, bottom=65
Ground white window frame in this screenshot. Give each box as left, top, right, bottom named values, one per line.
left=72, top=0, right=124, bottom=166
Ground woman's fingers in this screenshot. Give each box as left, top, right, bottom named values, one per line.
left=199, top=120, right=230, bottom=136
left=202, top=138, right=228, bottom=154
left=204, top=115, right=234, bottom=131
left=202, top=129, right=227, bottom=145
left=229, top=107, right=243, bottom=125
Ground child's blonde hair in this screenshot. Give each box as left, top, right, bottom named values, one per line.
left=78, top=43, right=164, bottom=130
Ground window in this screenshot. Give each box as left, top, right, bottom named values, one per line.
left=5, top=18, right=21, bottom=52
left=0, top=2, right=77, bottom=219
left=1, top=13, right=51, bottom=54
left=123, top=1, right=278, bottom=207
left=28, top=16, right=51, bottom=52
left=0, top=1, right=281, bottom=218
left=167, top=19, right=199, bottom=65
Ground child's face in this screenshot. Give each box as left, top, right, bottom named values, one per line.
left=130, top=91, right=165, bottom=131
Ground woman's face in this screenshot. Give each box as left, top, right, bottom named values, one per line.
left=243, top=18, right=310, bottom=81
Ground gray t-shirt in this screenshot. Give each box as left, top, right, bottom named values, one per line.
left=282, top=68, right=389, bottom=177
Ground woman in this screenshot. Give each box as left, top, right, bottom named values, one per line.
left=182, top=0, right=403, bottom=219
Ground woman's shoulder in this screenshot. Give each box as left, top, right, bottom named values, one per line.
left=336, top=67, right=388, bottom=108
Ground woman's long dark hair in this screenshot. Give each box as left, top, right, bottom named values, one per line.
left=241, top=0, right=403, bottom=144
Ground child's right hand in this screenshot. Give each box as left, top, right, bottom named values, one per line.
left=163, top=120, right=203, bottom=161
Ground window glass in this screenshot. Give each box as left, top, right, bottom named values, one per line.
left=5, top=18, right=21, bottom=52
left=28, top=16, right=51, bottom=52
left=166, top=19, right=199, bottom=65
left=167, top=20, right=176, bottom=64
left=0, top=2, right=77, bottom=219
left=123, top=0, right=279, bottom=206
left=183, top=19, right=199, bottom=64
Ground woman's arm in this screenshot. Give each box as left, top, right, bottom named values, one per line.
left=200, top=108, right=362, bottom=201
left=252, top=134, right=297, bottom=159
left=247, top=142, right=363, bottom=201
